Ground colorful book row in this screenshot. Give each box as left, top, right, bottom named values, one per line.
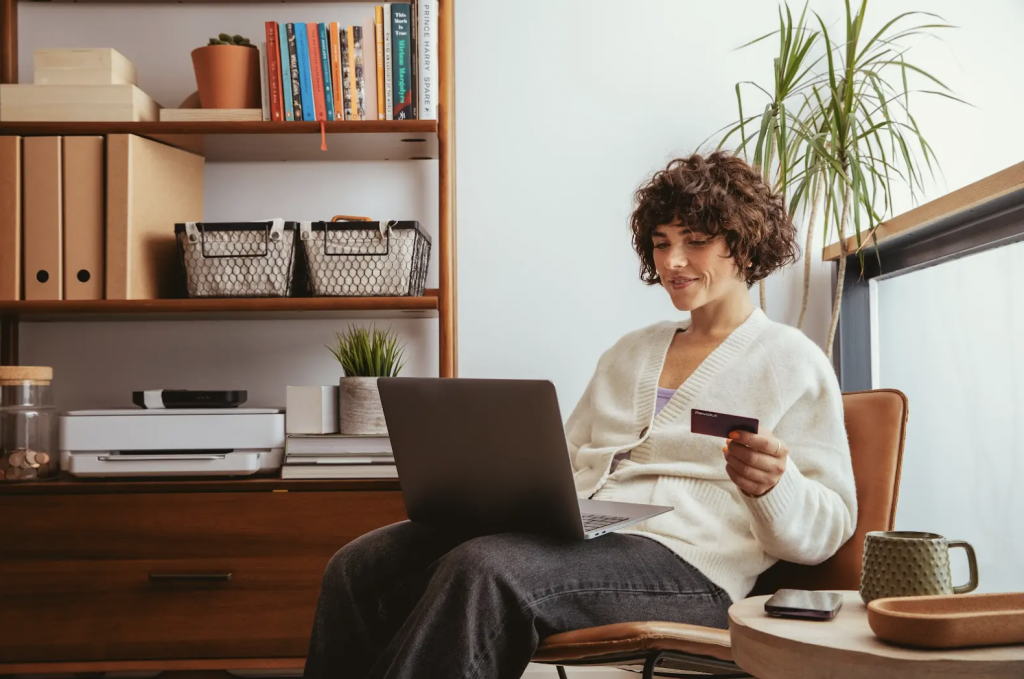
left=258, top=1, right=436, bottom=123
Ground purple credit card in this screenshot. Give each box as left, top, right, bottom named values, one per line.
left=690, top=408, right=759, bottom=438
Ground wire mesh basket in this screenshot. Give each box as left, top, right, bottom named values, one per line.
left=299, top=217, right=431, bottom=297
left=175, top=220, right=298, bottom=298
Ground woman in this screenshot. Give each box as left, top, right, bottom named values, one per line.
left=303, top=151, right=858, bottom=679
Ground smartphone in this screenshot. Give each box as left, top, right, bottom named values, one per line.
left=764, top=589, right=844, bottom=620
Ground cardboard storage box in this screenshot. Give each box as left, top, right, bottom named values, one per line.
left=33, top=48, right=138, bottom=86
left=106, top=134, right=204, bottom=300
left=0, top=84, right=160, bottom=122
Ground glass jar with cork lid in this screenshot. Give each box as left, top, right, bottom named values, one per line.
left=0, top=366, right=59, bottom=482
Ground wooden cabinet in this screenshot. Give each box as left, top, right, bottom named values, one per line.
left=0, top=480, right=407, bottom=667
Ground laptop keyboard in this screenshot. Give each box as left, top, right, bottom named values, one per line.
left=581, top=513, right=630, bottom=532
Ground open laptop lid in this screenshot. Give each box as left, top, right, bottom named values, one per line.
left=377, top=377, right=586, bottom=541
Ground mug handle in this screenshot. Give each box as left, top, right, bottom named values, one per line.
left=949, top=540, right=979, bottom=594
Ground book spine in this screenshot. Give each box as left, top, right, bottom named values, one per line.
left=307, top=23, right=327, bottom=121
left=329, top=21, right=344, bottom=121
left=265, top=22, right=283, bottom=121
left=375, top=7, right=386, bottom=119
left=257, top=42, right=270, bottom=120
left=352, top=25, right=367, bottom=121
left=294, top=23, right=315, bottom=121
left=417, top=0, right=436, bottom=120
left=286, top=24, right=304, bottom=121
left=362, top=16, right=380, bottom=120
left=340, top=26, right=353, bottom=120
left=410, top=0, right=417, bottom=119
left=279, top=23, right=295, bottom=121
left=383, top=4, right=394, bottom=120
left=391, top=3, right=412, bottom=120
left=317, top=23, right=336, bottom=121
left=347, top=26, right=360, bottom=121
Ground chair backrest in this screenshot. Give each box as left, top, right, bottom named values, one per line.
left=749, top=388, right=908, bottom=596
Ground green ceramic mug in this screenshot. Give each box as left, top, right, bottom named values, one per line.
left=860, top=531, right=979, bottom=603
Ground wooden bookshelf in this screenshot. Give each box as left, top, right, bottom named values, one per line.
left=0, top=291, right=440, bottom=321
left=0, top=120, right=439, bottom=161
left=0, top=0, right=458, bottom=673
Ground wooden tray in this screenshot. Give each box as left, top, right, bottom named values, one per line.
left=868, top=592, right=1024, bottom=649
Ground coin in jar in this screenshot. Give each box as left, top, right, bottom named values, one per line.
left=24, top=451, right=40, bottom=469
left=36, top=452, right=51, bottom=466
left=19, top=468, right=37, bottom=480
left=6, top=467, right=19, bottom=481
left=8, top=450, right=25, bottom=467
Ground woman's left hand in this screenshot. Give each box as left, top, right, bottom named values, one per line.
left=722, top=429, right=788, bottom=497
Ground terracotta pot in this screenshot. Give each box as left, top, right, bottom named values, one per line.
left=191, top=45, right=261, bottom=109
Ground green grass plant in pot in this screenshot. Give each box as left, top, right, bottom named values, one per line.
left=191, top=33, right=261, bottom=109
left=328, top=325, right=408, bottom=436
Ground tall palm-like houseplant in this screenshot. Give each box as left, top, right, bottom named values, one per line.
left=718, top=0, right=963, bottom=358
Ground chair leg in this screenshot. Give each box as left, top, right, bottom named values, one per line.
left=555, top=666, right=569, bottom=679
left=643, top=651, right=665, bottom=679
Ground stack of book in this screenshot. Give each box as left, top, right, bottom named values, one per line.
left=259, top=1, right=436, bottom=123
left=281, top=433, right=397, bottom=479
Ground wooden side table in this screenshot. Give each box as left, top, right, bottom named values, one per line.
left=729, top=591, right=1024, bottom=679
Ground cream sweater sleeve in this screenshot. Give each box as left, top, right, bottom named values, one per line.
left=740, top=339, right=859, bottom=565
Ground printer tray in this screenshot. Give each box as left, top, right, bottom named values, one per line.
left=63, top=450, right=271, bottom=478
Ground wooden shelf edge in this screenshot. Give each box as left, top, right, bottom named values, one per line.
left=0, top=291, right=440, bottom=318
left=0, top=657, right=306, bottom=674
left=0, top=474, right=402, bottom=494
left=822, top=160, right=1024, bottom=261
left=0, top=119, right=437, bottom=136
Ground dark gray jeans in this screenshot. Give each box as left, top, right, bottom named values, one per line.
left=303, top=520, right=731, bottom=679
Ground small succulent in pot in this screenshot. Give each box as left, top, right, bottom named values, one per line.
left=207, top=33, right=255, bottom=48
left=191, top=32, right=261, bottom=108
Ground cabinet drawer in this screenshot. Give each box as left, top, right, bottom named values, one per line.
left=0, top=556, right=326, bottom=662
left=0, top=489, right=407, bottom=559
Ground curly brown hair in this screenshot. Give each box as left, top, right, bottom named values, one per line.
left=630, top=151, right=798, bottom=287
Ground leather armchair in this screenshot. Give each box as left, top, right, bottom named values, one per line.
left=533, top=389, right=908, bottom=678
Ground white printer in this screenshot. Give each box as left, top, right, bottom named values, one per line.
left=60, top=408, right=285, bottom=478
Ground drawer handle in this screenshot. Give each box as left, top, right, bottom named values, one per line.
left=149, top=572, right=233, bottom=582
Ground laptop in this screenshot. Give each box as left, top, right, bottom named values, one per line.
left=376, top=377, right=673, bottom=541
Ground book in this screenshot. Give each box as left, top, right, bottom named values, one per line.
left=278, top=23, right=294, bottom=121
left=286, top=434, right=392, bottom=455
left=265, top=22, right=283, bottom=121
left=316, top=23, right=336, bottom=121
left=286, top=24, right=304, bottom=121
left=281, top=464, right=398, bottom=479
left=350, top=25, right=365, bottom=121
left=390, top=3, right=413, bottom=119
left=374, top=7, right=386, bottom=119
left=417, top=0, right=436, bottom=120
left=257, top=41, right=270, bottom=120
left=306, top=23, right=327, bottom=121
left=384, top=4, right=393, bottom=120
left=339, top=26, right=353, bottom=120
left=284, top=456, right=395, bottom=465
left=294, top=23, right=315, bottom=121
left=329, top=21, right=344, bottom=121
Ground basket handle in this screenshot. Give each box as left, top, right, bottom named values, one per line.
left=321, top=218, right=395, bottom=258
left=185, top=220, right=284, bottom=260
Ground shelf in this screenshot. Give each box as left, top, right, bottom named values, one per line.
left=0, top=291, right=439, bottom=321
left=0, top=120, right=439, bottom=162
left=0, top=473, right=401, bottom=495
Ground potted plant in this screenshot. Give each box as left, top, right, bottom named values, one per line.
left=191, top=33, right=261, bottom=109
left=327, top=325, right=408, bottom=436
left=715, top=1, right=963, bottom=358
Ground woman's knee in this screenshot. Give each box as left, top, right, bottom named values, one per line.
left=322, top=520, right=416, bottom=585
